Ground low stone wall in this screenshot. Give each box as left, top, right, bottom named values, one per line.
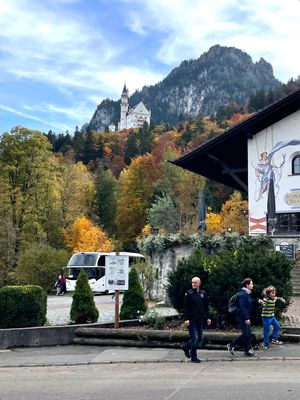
left=0, top=321, right=139, bottom=349
left=0, top=324, right=97, bottom=349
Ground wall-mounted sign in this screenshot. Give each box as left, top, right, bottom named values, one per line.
left=284, top=189, right=300, bottom=207
left=278, top=244, right=295, bottom=260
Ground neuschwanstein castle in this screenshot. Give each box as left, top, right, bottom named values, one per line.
left=109, top=84, right=151, bottom=131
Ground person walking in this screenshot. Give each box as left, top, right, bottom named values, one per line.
left=183, top=276, right=211, bottom=363
left=261, top=286, right=286, bottom=350
left=227, top=277, right=261, bottom=357
left=59, top=272, right=66, bottom=296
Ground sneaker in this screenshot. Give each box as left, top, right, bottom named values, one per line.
left=271, top=339, right=283, bottom=345
left=227, top=343, right=235, bottom=356
left=191, top=358, right=201, bottom=363
left=244, top=350, right=257, bottom=357
left=261, top=343, right=271, bottom=351
left=182, top=344, right=191, bottom=359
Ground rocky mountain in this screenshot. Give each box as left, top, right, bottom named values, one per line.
left=87, top=45, right=281, bottom=131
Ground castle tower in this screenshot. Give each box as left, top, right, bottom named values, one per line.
left=119, top=83, right=129, bottom=130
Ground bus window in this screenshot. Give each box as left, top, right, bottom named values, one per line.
left=97, top=255, right=106, bottom=267
left=99, top=267, right=105, bottom=278
left=68, top=253, right=97, bottom=266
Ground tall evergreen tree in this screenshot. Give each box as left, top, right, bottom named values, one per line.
left=120, top=267, right=146, bottom=319
left=94, top=164, right=118, bottom=236
left=70, top=269, right=99, bottom=324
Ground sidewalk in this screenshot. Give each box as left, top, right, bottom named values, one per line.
left=1, top=343, right=300, bottom=368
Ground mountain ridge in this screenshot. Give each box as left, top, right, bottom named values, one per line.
left=86, top=45, right=281, bottom=132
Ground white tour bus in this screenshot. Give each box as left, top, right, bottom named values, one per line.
left=64, top=251, right=145, bottom=293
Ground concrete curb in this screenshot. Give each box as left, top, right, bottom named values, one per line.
left=2, top=356, right=300, bottom=369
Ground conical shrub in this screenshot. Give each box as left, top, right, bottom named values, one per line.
left=70, top=269, right=99, bottom=324
left=120, top=267, right=146, bottom=319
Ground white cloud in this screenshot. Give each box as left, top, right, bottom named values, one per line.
left=123, top=0, right=300, bottom=81
left=0, top=104, right=73, bottom=131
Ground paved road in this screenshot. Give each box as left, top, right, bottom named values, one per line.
left=1, top=360, right=299, bottom=400
left=47, top=293, right=121, bottom=325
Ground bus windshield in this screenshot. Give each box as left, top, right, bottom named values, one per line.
left=67, top=253, right=98, bottom=267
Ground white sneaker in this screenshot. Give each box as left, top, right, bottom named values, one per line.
left=271, top=339, right=283, bottom=345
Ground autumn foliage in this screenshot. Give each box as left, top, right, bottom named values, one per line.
left=64, top=216, right=114, bottom=253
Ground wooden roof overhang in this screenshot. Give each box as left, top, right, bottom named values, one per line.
left=172, top=90, right=300, bottom=193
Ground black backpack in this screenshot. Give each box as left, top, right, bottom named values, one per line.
left=228, top=292, right=240, bottom=313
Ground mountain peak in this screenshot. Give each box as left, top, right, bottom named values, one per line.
left=86, top=45, right=281, bottom=132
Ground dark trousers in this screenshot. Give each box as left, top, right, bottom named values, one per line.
left=186, top=320, right=203, bottom=360
left=230, top=318, right=251, bottom=354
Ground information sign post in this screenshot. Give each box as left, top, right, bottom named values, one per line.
left=105, top=253, right=129, bottom=328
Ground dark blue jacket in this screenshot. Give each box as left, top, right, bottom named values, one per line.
left=237, top=288, right=253, bottom=321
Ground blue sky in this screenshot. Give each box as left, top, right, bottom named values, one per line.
left=1, top=0, right=300, bottom=134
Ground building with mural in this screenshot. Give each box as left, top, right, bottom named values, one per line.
left=173, top=89, right=300, bottom=260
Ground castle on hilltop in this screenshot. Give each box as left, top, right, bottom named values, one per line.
left=109, top=84, right=151, bottom=131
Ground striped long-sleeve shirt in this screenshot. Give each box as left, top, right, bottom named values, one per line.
left=261, top=297, right=276, bottom=317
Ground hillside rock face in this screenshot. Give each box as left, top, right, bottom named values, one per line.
left=87, top=45, right=281, bottom=131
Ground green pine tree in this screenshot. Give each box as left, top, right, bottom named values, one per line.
left=70, top=269, right=99, bottom=324
left=120, top=267, right=146, bottom=319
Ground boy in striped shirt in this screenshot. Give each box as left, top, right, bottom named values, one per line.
left=261, top=286, right=286, bottom=350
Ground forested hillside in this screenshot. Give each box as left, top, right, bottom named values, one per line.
left=1, top=78, right=300, bottom=288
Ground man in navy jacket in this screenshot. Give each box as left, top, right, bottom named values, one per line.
left=183, top=277, right=211, bottom=363
left=227, top=277, right=259, bottom=357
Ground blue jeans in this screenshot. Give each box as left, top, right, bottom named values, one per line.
left=187, top=320, right=203, bottom=360
left=230, top=318, right=252, bottom=354
left=262, top=316, right=280, bottom=345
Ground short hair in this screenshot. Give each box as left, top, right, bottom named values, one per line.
left=242, top=278, right=252, bottom=287
left=262, top=286, right=276, bottom=296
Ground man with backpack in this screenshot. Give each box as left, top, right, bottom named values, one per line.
left=227, top=278, right=262, bottom=357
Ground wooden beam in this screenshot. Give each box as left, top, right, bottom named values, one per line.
left=207, top=153, right=248, bottom=192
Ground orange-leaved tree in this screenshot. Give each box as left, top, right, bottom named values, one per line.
left=206, top=211, right=222, bottom=234
left=220, top=191, right=249, bottom=234
left=116, top=154, right=161, bottom=245
left=64, top=216, right=114, bottom=253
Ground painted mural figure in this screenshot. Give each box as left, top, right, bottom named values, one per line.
left=254, top=151, right=285, bottom=201
left=253, top=139, right=300, bottom=202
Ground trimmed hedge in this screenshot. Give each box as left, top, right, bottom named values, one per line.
left=0, top=285, right=47, bottom=328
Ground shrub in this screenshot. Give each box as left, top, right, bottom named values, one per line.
left=16, top=243, right=69, bottom=293
left=0, top=285, right=47, bottom=328
left=70, top=269, right=99, bottom=324
left=120, top=267, right=146, bottom=319
left=206, top=248, right=292, bottom=326
left=140, top=309, right=166, bottom=329
left=166, top=248, right=209, bottom=312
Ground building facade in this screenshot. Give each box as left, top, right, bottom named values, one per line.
left=248, top=111, right=300, bottom=237
left=173, top=89, right=300, bottom=260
